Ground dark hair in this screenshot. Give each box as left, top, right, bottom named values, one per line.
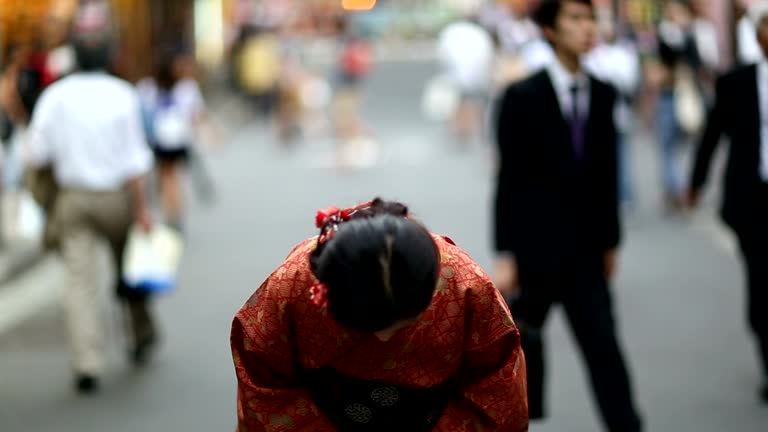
left=154, top=50, right=179, bottom=91
left=310, top=199, right=440, bottom=333
left=73, top=40, right=112, bottom=71
left=534, top=0, right=593, bottom=30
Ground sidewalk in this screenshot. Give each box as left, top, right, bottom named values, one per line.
left=0, top=241, right=43, bottom=286
left=0, top=249, right=64, bottom=339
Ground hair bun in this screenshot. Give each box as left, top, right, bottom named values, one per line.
left=371, top=198, right=408, bottom=217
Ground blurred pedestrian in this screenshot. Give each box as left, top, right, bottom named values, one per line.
left=687, top=0, right=768, bottom=404
left=138, top=50, right=211, bottom=230
left=437, top=14, right=495, bottom=146
left=42, top=12, right=77, bottom=83
left=655, top=0, right=707, bottom=214
left=332, top=17, right=375, bottom=169
left=274, top=24, right=306, bottom=146
left=504, top=0, right=541, bottom=52
left=690, top=0, right=721, bottom=88
left=25, top=39, right=157, bottom=394
left=236, top=25, right=281, bottom=119
left=493, top=1, right=643, bottom=430
left=481, top=0, right=542, bottom=87
left=231, top=199, right=528, bottom=431
left=585, top=10, right=641, bottom=207
left=0, top=45, right=37, bottom=242
left=0, top=45, right=40, bottom=126
left=738, top=0, right=765, bottom=65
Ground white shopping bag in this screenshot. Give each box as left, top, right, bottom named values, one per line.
left=122, top=224, right=184, bottom=294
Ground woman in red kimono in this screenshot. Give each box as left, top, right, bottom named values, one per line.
left=231, top=199, right=528, bottom=431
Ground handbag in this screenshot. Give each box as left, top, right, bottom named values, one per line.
left=674, top=64, right=705, bottom=136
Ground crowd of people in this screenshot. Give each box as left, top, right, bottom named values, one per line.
left=228, top=14, right=377, bottom=171
left=1, top=0, right=768, bottom=430
left=0, top=1, right=216, bottom=393
left=231, top=0, right=768, bottom=431
left=435, top=0, right=731, bottom=211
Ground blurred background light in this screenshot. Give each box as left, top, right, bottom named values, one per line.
left=195, top=0, right=225, bottom=68
left=342, top=0, right=377, bottom=12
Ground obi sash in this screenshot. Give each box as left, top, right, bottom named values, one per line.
left=301, top=367, right=454, bottom=432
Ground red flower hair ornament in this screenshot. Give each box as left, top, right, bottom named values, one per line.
left=315, top=206, right=349, bottom=244
left=314, top=202, right=374, bottom=245
left=310, top=202, right=373, bottom=308
left=310, top=283, right=329, bottom=308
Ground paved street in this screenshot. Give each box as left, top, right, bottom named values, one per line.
left=1, top=60, right=767, bottom=431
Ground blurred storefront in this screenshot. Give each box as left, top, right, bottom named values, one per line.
left=1, top=0, right=744, bottom=74
left=0, top=0, right=75, bottom=62
left=0, top=0, right=197, bottom=80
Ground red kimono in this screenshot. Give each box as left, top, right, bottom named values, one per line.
left=231, top=235, right=528, bottom=431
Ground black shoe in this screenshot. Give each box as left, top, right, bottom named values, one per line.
left=75, top=374, right=99, bottom=395
left=131, top=335, right=158, bottom=367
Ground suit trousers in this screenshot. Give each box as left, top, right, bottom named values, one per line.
left=510, top=253, right=642, bottom=432
left=54, top=188, right=155, bottom=375
left=735, top=187, right=768, bottom=378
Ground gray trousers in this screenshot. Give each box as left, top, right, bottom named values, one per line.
left=54, top=188, right=154, bottom=375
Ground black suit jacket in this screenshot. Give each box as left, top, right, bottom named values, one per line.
left=691, top=65, right=764, bottom=232
left=493, top=70, right=620, bottom=271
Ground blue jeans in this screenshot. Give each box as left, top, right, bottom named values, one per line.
left=655, top=91, right=683, bottom=197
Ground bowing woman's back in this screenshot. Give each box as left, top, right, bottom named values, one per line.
left=231, top=199, right=528, bottom=431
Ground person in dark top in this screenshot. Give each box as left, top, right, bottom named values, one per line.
left=688, top=2, right=768, bottom=403
left=493, top=1, right=643, bottom=430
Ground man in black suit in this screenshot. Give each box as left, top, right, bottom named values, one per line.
left=493, top=1, right=643, bottom=430
left=688, top=2, right=768, bottom=403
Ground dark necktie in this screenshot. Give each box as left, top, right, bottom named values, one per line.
left=569, top=84, right=585, bottom=161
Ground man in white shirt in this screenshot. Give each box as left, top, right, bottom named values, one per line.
left=27, top=39, right=156, bottom=395
left=688, top=0, right=768, bottom=403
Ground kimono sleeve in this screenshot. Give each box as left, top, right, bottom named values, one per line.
left=435, top=281, right=528, bottom=432
left=231, top=250, right=335, bottom=432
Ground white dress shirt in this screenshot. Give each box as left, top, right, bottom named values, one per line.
left=28, top=72, right=153, bottom=190
left=546, top=56, right=590, bottom=121
left=758, top=60, right=768, bottom=182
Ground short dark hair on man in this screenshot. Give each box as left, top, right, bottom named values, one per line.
left=534, top=0, right=593, bottom=30
left=73, top=40, right=112, bottom=72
